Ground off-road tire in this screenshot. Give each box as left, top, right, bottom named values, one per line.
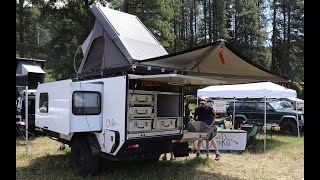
left=280, top=120, right=298, bottom=136
left=70, top=136, right=100, bottom=176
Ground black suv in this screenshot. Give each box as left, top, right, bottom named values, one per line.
left=226, top=100, right=304, bottom=136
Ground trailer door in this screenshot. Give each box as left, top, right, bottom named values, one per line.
left=36, top=79, right=72, bottom=135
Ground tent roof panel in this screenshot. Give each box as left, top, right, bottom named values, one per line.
left=90, top=5, right=168, bottom=62
left=197, top=82, right=296, bottom=98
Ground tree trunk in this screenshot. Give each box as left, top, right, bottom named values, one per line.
left=204, top=0, right=207, bottom=42
left=213, top=0, right=217, bottom=40
left=18, top=0, right=25, bottom=57
left=174, top=15, right=177, bottom=52
left=234, top=6, right=237, bottom=46
left=181, top=0, right=185, bottom=45
left=271, top=0, right=277, bottom=72
left=283, top=1, right=286, bottom=44
left=190, top=3, right=194, bottom=46
left=194, top=0, right=197, bottom=45
left=287, top=1, right=291, bottom=57
left=208, top=0, right=212, bottom=42
left=123, top=0, right=129, bottom=13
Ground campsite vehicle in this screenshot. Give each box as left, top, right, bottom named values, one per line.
left=35, top=5, right=289, bottom=175
left=280, top=98, right=304, bottom=111
left=226, top=100, right=304, bottom=136
left=16, top=89, right=37, bottom=131
left=279, top=100, right=294, bottom=110
left=16, top=57, right=46, bottom=94
left=16, top=57, right=46, bottom=131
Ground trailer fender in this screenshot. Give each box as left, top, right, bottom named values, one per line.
left=86, top=134, right=101, bottom=156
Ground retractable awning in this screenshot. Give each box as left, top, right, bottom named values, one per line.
left=138, top=40, right=289, bottom=84
left=128, top=74, right=225, bottom=86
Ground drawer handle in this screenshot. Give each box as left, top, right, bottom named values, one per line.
left=137, top=97, right=148, bottom=102
left=138, top=125, right=145, bottom=128
left=136, top=109, right=147, bottom=114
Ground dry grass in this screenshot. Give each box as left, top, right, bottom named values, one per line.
left=16, top=129, right=304, bottom=180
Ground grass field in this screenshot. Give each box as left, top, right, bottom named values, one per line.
left=16, top=128, right=304, bottom=180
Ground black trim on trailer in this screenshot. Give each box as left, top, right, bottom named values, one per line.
left=59, top=138, right=71, bottom=146
left=43, top=129, right=60, bottom=138
left=110, top=131, right=120, bottom=153
left=74, top=64, right=186, bottom=81
left=99, top=134, right=183, bottom=161
left=125, top=74, right=128, bottom=141
left=180, top=86, right=183, bottom=130
left=127, top=64, right=186, bottom=75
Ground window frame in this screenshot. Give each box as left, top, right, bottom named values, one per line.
left=72, top=91, right=102, bottom=115
left=39, top=93, right=49, bottom=113
left=243, top=102, right=257, bottom=111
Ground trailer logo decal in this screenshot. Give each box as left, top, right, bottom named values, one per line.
left=106, top=118, right=118, bottom=128
left=141, top=80, right=161, bottom=87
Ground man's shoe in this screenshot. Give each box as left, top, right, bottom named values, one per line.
left=162, top=156, right=167, bottom=161
left=196, top=152, right=200, bottom=158
left=214, top=153, right=221, bottom=161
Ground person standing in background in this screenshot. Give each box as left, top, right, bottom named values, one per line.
left=194, top=99, right=221, bottom=160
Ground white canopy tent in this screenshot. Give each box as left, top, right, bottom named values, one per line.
left=197, top=82, right=297, bottom=151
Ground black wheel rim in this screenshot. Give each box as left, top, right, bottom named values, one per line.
left=284, top=126, right=293, bottom=135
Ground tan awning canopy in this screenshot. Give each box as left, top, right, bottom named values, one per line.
left=138, top=40, right=289, bottom=84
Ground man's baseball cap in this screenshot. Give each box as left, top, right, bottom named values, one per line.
left=199, top=99, right=206, bottom=104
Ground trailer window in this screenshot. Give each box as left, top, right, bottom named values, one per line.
left=72, top=91, right=101, bottom=115
left=39, top=93, right=48, bottom=113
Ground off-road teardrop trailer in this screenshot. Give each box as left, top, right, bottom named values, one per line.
left=35, top=5, right=289, bottom=176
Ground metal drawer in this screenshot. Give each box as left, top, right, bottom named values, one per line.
left=128, top=119, right=153, bottom=132
left=156, top=118, right=177, bottom=130
left=130, top=94, right=154, bottom=103
left=129, top=106, right=153, bottom=115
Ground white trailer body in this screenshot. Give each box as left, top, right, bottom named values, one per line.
left=36, top=74, right=221, bottom=169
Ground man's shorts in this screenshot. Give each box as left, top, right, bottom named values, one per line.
left=202, top=119, right=212, bottom=125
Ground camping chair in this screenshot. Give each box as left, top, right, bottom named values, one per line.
left=241, top=122, right=263, bottom=150
left=16, top=121, right=35, bottom=141
left=214, top=119, right=226, bottom=129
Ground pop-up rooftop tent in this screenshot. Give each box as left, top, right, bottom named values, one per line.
left=197, top=82, right=297, bottom=151
left=77, top=5, right=289, bottom=86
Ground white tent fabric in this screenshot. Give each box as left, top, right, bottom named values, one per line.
left=197, top=81, right=297, bottom=151
left=197, top=82, right=297, bottom=98
left=286, top=97, right=304, bottom=102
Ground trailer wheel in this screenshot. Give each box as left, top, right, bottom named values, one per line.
left=280, top=120, right=298, bottom=136
left=70, top=136, right=100, bottom=176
